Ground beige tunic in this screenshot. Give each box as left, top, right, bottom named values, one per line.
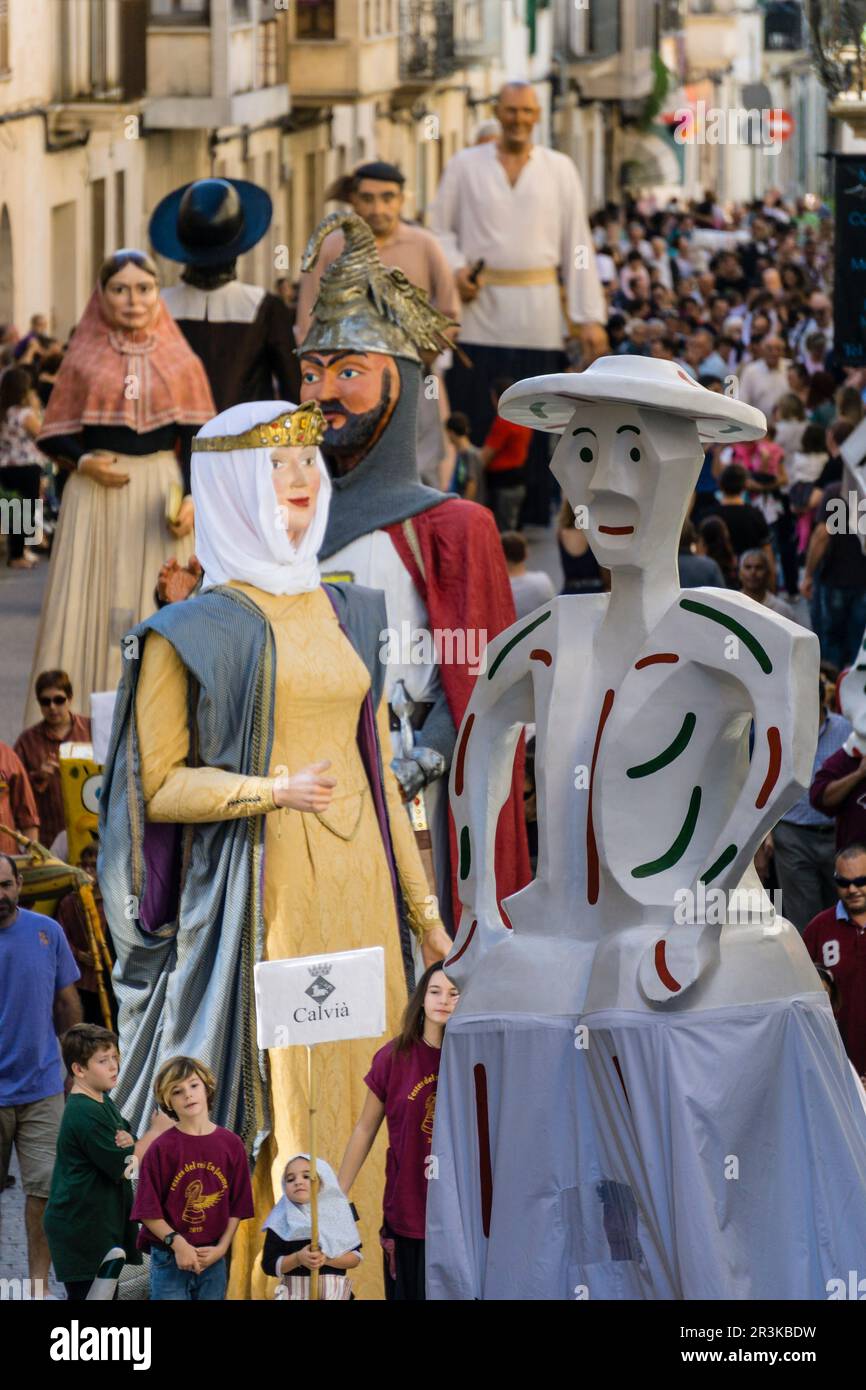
left=136, top=583, right=435, bottom=1299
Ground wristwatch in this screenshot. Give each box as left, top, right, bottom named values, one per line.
left=163, top=1231, right=178, bottom=1248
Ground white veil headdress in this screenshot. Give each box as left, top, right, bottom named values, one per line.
left=192, top=399, right=332, bottom=596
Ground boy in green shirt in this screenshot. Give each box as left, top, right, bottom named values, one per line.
left=43, top=1024, right=171, bottom=1300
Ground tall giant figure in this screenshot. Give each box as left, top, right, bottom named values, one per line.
left=298, top=213, right=530, bottom=932
left=427, top=357, right=866, bottom=1299
left=101, top=400, right=449, bottom=1301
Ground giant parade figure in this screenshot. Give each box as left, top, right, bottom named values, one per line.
left=149, top=178, right=300, bottom=411
left=100, top=398, right=451, bottom=1301
left=297, top=213, right=530, bottom=929
left=427, top=357, right=866, bottom=1299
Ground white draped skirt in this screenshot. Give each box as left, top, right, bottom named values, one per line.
left=426, top=996, right=866, bottom=1300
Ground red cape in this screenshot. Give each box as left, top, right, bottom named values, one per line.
left=387, top=498, right=531, bottom=926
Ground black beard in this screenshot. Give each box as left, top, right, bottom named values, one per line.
left=319, top=369, right=393, bottom=476
left=182, top=260, right=238, bottom=290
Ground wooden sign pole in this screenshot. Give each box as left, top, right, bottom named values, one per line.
left=307, top=1044, right=320, bottom=1302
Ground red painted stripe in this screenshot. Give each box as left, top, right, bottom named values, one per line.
left=756, top=726, right=782, bottom=809
left=634, top=653, right=680, bottom=670
left=611, top=1054, right=630, bottom=1109
left=586, top=688, right=616, bottom=906
left=445, top=919, right=477, bottom=967
left=530, top=648, right=552, bottom=666
left=598, top=525, right=634, bottom=535
left=499, top=901, right=513, bottom=931
left=474, top=1063, right=493, bottom=1239
left=454, top=712, right=475, bottom=797
left=654, top=939, right=681, bottom=993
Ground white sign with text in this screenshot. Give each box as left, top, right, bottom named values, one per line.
left=254, top=946, right=386, bottom=1048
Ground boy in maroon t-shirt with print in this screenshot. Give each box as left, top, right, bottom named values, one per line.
left=132, top=1055, right=253, bottom=1301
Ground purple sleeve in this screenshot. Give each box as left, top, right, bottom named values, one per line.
left=130, top=1144, right=167, bottom=1222
left=364, top=1042, right=393, bottom=1103
left=810, top=748, right=852, bottom=812
left=53, top=920, right=81, bottom=992
left=227, top=1135, right=254, bottom=1219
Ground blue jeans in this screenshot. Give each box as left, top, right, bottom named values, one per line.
left=811, top=583, right=866, bottom=672
left=148, top=1246, right=227, bottom=1301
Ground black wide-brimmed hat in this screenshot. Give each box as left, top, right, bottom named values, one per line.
left=148, top=178, right=273, bottom=268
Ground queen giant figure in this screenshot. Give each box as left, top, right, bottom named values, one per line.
left=100, top=399, right=449, bottom=1301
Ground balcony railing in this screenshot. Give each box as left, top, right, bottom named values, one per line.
left=399, top=0, right=456, bottom=83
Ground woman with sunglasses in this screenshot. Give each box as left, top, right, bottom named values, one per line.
left=14, top=670, right=91, bottom=849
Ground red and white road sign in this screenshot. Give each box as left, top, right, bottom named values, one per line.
left=767, top=110, right=795, bottom=142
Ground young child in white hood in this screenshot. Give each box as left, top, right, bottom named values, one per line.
left=262, top=1154, right=361, bottom=1299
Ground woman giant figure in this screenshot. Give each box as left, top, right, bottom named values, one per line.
left=100, top=399, right=450, bottom=1300
left=26, top=250, right=214, bottom=724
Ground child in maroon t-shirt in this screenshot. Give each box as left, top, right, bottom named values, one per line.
left=338, top=962, right=460, bottom=1301
left=132, top=1055, right=254, bottom=1301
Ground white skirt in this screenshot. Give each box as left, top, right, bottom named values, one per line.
left=24, top=451, right=193, bottom=725
left=426, top=996, right=866, bottom=1300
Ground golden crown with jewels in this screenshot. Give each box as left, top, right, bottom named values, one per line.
left=192, top=401, right=326, bottom=453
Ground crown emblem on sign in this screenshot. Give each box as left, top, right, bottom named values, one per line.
left=192, top=401, right=327, bottom=453
left=307, top=963, right=332, bottom=978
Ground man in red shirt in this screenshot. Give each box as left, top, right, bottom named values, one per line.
left=803, top=843, right=866, bottom=1074
left=809, top=744, right=866, bottom=850
left=480, top=376, right=532, bottom=532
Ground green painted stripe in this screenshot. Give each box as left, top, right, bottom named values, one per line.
left=700, top=843, right=738, bottom=884
left=626, top=712, right=697, bottom=779
left=487, top=610, right=552, bottom=680
left=459, top=826, right=471, bottom=880
left=679, top=598, right=773, bottom=674
left=631, top=786, right=702, bottom=878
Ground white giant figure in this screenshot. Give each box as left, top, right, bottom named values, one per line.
left=427, top=357, right=866, bottom=1300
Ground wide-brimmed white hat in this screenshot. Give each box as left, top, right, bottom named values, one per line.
left=498, top=356, right=766, bottom=444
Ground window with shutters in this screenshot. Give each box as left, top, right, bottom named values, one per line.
left=297, top=0, right=336, bottom=40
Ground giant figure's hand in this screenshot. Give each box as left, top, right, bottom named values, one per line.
left=422, top=925, right=452, bottom=966
left=157, top=555, right=203, bottom=605
left=455, top=266, right=481, bottom=303
left=391, top=746, right=446, bottom=801
left=78, top=451, right=130, bottom=488
left=576, top=322, right=609, bottom=368
left=273, top=761, right=337, bottom=813
left=168, top=497, right=195, bottom=539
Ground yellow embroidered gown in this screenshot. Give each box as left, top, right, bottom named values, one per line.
left=135, top=583, right=434, bottom=1300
